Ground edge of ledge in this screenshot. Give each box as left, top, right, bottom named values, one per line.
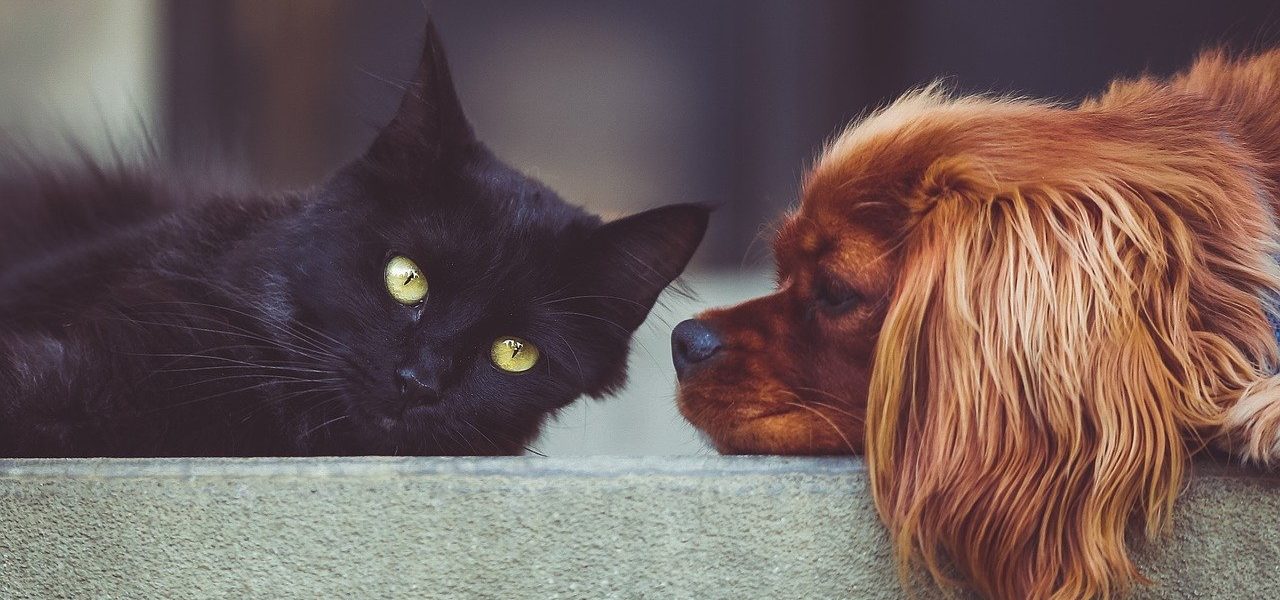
left=0, top=454, right=1274, bottom=482
left=0, top=454, right=868, bottom=479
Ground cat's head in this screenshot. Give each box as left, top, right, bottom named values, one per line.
left=275, top=20, right=707, bottom=454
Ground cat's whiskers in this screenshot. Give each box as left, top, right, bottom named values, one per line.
left=300, top=412, right=349, bottom=440
left=238, top=385, right=346, bottom=424
left=458, top=419, right=501, bottom=454
left=548, top=330, right=585, bottom=387
left=127, top=343, right=287, bottom=385
left=616, top=246, right=666, bottom=290
left=158, top=363, right=334, bottom=376
left=148, top=377, right=342, bottom=414
left=529, top=282, right=575, bottom=304
left=545, top=311, right=630, bottom=336
left=168, top=372, right=344, bottom=391
left=538, top=294, right=647, bottom=309
left=121, top=270, right=351, bottom=356
left=137, top=350, right=334, bottom=373
left=103, top=313, right=340, bottom=386
left=104, top=313, right=339, bottom=363
left=139, top=299, right=348, bottom=358
left=211, top=294, right=354, bottom=356
left=548, top=309, right=663, bottom=368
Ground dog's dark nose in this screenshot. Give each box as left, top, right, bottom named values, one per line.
left=396, top=367, right=441, bottom=407
left=672, top=319, right=723, bottom=379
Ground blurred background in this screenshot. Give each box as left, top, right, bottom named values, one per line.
left=4, top=0, right=1280, bottom=454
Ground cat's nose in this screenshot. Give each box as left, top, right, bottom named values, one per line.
left=672, top=319, right=722, bottom=380
left=396, top=367, right=441, bottom=407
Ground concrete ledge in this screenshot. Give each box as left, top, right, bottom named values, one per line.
left=1, top=456, right=1277, bottom=599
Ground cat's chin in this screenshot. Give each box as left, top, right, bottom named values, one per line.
left=372, top=405, right=433, bottom=432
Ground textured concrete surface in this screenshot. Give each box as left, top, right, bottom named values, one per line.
left=0, top=456, right=1277, bottom=599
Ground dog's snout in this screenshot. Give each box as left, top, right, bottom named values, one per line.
left=672, top=319, right=723, bottom=379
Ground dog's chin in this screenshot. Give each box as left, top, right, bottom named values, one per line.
left=677, top=383, right=860, bottom=455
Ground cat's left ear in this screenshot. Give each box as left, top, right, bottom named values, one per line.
left=581, top=204, right=711, bottom=333
left=365, top=18, right=474, bottom=167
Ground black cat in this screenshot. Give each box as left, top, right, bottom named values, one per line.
left=0, top=21, right=707, bottom=457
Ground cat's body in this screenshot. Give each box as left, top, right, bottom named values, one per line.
left=0, top=22, right=707, bottom=457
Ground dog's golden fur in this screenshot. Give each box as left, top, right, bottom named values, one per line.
left=677, top=49, right=1280, bottom=598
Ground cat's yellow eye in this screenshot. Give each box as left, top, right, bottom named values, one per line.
left=491, top=336, right=540, bottom=373
left=384, top=255, right=428, bottom=305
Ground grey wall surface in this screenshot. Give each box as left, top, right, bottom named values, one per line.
left=0, top=1, right=158, bottom=157
left=1, top=456, right=1277, bottom=599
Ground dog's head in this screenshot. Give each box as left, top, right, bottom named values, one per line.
left=675, top=84, right=1280, bottom=597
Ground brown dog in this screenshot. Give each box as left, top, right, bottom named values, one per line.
left=674, top=50, right=1280, bottom=599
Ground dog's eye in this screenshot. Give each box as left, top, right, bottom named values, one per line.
left=815, top=277, right=862, bottom=313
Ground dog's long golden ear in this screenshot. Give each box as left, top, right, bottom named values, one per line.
left=865, top=152, right=1280, bottom=598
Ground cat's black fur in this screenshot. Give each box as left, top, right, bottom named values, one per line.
left=0, top=21, right=707, bottom=457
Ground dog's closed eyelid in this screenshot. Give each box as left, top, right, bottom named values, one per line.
left=813, top=275, right=863, bottom=313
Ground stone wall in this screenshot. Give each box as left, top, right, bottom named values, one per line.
left=1, top=456, right=1277, bottom=599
